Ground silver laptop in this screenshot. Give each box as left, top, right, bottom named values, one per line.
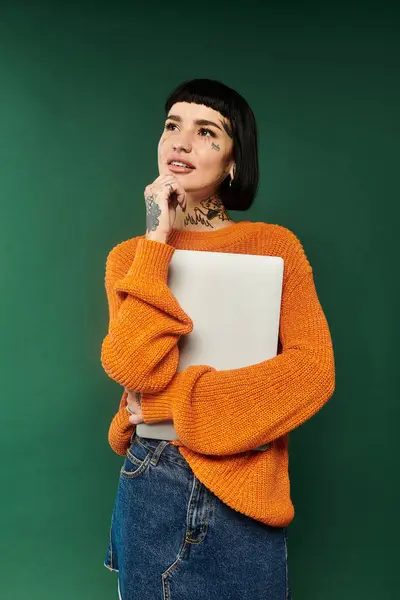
left=136, top=249, right=284, bottom=451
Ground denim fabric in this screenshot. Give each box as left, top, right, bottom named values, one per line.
left=105, top=431, right=292, bottom=600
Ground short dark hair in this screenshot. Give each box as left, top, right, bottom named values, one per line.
left=164, top=78, right=259, bottom=211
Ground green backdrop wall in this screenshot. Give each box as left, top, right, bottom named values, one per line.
left=0, top=2, right=397, bottom=598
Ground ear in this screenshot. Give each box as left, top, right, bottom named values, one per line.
left=229, top=163, right=236, bottom=181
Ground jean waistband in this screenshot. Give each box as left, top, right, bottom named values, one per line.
left=132, top=430, right=190, bottom=468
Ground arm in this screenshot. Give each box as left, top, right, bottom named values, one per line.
left=140, top=259, right=335, bottom=456
left=107, top=388, right=135, bottom=456
left=100, top=237, right=193, bottom=392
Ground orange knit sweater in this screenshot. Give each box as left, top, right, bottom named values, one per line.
left=101, top=220, right=335, bottom=527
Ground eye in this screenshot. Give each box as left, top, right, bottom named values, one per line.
left=164, top=122, right=216, bottom=138
left=199, top=127, right=216, bottom=138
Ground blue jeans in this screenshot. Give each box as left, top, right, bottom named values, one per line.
left=105, top=431, right=292, bottom=599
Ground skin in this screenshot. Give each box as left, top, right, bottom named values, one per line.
left=128, top=101, right=237, bottom=421
left=155, top=101, right=236, bottom=233
left=125, top=388, right=143, bottom=425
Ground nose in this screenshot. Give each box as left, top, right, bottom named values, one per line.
left=172, top=134, right=192, bottom=152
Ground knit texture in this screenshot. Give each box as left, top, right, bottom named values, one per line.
left=101, top=220, right=335, bottom=526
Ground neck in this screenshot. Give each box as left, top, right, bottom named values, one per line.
left=173, top=193, right=235, bottom=232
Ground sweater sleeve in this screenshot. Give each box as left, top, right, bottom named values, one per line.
left=107, top=388, right=135, bottom=456
left=100, top=237, right=194, bottom=392
left=139, top=252, right=335, bottom=455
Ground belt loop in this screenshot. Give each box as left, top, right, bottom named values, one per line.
left=150, top=440, right=169, bottom=466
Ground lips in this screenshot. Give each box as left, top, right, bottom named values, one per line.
left=167, top=156, right=195, bottom=169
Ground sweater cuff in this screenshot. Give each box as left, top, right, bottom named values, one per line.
left=141, top=392, right=173, bottom=423
left=108, top=407, right=134, bottom=456
left=121, top=237, right=175, bottom=283
left=113, top=405, right=132, bottom=430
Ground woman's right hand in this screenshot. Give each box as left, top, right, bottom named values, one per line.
left=144, top=174, right=187, bottom=243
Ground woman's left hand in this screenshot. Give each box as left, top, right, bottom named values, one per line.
left=125, top=388, right=144, bottom=425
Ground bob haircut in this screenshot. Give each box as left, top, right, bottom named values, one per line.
left=164, top=78, right=259, bottom=211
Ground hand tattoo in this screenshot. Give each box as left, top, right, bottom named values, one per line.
left=145, top=193, right=161, bottom=232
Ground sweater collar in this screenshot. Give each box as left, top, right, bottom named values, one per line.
left=166, top=220, right=253, bottom=250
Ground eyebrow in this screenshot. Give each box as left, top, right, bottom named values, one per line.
left=166, top=114, right=225, bottom=133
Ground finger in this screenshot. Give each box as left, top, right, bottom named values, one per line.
left=163, top=179, right=186, bottom=210
left=145, top=175, right=172, bottom=195
left=175, top=188, right=186, bottom=210
left=126, top=400, right=136, bottom=412
left=126, top=399, right=140, bottom=412
left=146, top=178, right=176, bottom=201
left=149, top=175, right=187, bottom=210
left=170, top=194, right=179, bottom=210
left=129, top=414, right=143, bottom=425
left=152, top=174, right=177, bottom=188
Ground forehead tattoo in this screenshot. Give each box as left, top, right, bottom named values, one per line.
left=220, top=120, right=233, bottom=139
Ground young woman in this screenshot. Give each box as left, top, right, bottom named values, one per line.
left=101, top=78, right=335, bottom=600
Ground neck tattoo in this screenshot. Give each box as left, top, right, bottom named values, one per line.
left=183, top=196, right=232, bottom=229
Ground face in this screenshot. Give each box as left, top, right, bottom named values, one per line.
left=157, top=102, right=235, bottom=197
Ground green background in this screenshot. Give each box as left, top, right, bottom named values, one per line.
left=0, top=1, right=397, bottom=598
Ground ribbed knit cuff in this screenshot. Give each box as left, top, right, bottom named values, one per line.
left=141, top=392, right=173, bottom=423
left=125, top=237, right=175, bottom=282
left=108, top=407, right=134, bottom=456
left=114, top=405, right=132, bottom=430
